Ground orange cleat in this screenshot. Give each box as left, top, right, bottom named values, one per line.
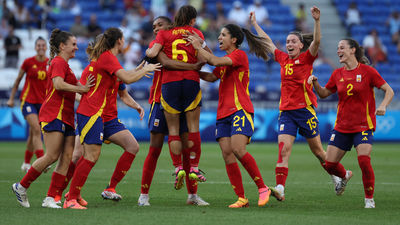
left=228, top=197, right=249, bottom=208
left=64, top=191, right=88, bottom=206
left=63, top=199, right=86, bottom=209
left=258, top=187, right=271, bottom=207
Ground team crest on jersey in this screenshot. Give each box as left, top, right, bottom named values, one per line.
left=280, top=124, right=285, bottom=131
left=295, top=59, right=300, bottom=64
left=154, top=119, right=159, bottom=127
left=356, top=74, right=362, bottom=82
left=330, top=134, right=335, bottom=141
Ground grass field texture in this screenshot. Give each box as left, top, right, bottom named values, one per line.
left=1, top=142, right=399, bottom=225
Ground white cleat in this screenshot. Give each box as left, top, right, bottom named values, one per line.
left=365, top=198, right=375, bottom=208
left=42, top=197, right=62, bottom=208
left=101, top=190, right=122, bottom=201
left=331, top=175, right=341, bottom=193
left=186, top=194, right=210, bottom=206
left=21, top=163, right=31, bottom=173
left=335, top=170, right=353, bottom=196
left=271, top=184, right=285, bottom=201
left=138, top=194, right=150, bottom=206
left=12, top=183, right=30, bottom=208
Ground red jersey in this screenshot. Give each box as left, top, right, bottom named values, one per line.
left=20, top=56, right=49, bottom=104
left=102, top=78, right=124, bottom=122
left=213, top=49, right=254, bottom=120
left=274, top=49, right=318, bottom=110
left=148, top=40, right=162, bottom=104
left=325, top=63, right=386, bottom=133
left=77, top=51, right=122, bottom=117
left=154, top=25, right=204, bottom=84
left=39, top=56, right=78, bottom=127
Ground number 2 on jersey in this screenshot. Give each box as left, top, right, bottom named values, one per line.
left=172, top=39, right=188, bottom=62
left=346, top=83, right=353, bottom=96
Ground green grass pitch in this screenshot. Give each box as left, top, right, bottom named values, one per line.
left=1, top=141, right=399, bottom=225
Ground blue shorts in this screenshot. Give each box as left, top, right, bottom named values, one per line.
left=161, top=80, right=202, bottom=114
left=21, top=102, right=41, bottom=117
left=41, top=119, right=75, bottom=136
left=215, top=110, right=254, bottom=141
left=77, top=113, right=104, bottom=145
left=103, top=118, right=127, bottom=141
left=278, top=106, right=320, bottom=138
left=148, top=102, right=188, bottom=134
left=328, top=129, right=374, bottom=151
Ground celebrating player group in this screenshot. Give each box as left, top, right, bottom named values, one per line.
left=10, top=5, right=394, bottom=210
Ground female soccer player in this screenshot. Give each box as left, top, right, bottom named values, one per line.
left=139, top=16, right=208, bottom=206
left=12, top=29, right=94, bottom=208
left=64, top=27, right=160, bottom=209
left=308, top=38, right=394, bottom=208
left=186, top=23, right=273, bottom=208
left=146, top=5, right=210, bottom=190
left=7, top=37, right=48, bottom=172
left=250, top=7, right=338, bottom=200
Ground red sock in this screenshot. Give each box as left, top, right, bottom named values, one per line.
left=168, top=135, right=182, bottom=167
left=238, top=152, right=265, bottom=189
left=47, top=172, right=66, bottom=198
left=225, top=162, right=245, bottom=198
left=24, top=150, right=34, bottom=164
left=141, top=146, right=162, bottom=194
left=188, top=132, right=201, bottom=167
left=275, top=167, right=289, bottom=186
left=34, top=149, right=44, bottom=158
left=108, top=151, right=136, bottom=189
left=20, top=167, right=41, bottom=189
left=60, top=161, right=76, bottom=193
left=183, top=148, right=197, bottom=194
left=358, top=155, right=375, bottom=198
left=68, top=158, right=95, bottom=200
left=325, top=161, right=346, bottom=178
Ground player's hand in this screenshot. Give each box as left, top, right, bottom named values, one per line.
left=307, top=74, right=317, bottom=84
left=82, top=74, right=95, bottom=93
left=6, top=99, right=14, bottom=107
left=136, top=104, right=145, bottom=120
left=143, top=62, right=162, bottom=78
left=375, top=105, right=386, bottom=116
left=311, top=6, right=320, bottom=21
left=249, top=12, right=257, bottom=26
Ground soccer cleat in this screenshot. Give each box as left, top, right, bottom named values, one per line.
left=271, top=184, right=285, bottom=201
left=173, top=166, right=186, bottom=190
left=63, top=199, right=87, bottom=209
left=101, top=187, right=122, bottom=201
left=258, top=187, right=271, bottom=207
left=21, top=163, right=31, bottom=173
left=64, top=191, right=88, bottom=206
left=188, top=168, right=206, bottom=182
left=12, top=183, right=30, bottom=208
left=335, top=170, right=353, bottom=196
left=186, top=194, right=210, bottom=206
left=365, top=198, right=375, bottom=208
left=228, top=197, right=249, bottom=208
left=42, top=197, right=62, bottom=208
left=138, top=194, right=150, bottom=206
left=331, top=175, right=341, bottom=193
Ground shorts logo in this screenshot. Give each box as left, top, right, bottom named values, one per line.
left=280, top=124, right=284, bottom=131
left=362, top=136, right=368, bottom=141
left=215, top=129, right=218, bottom=137
left=154, top=119, right=159, bottom=127
left=61, top=124, right=65, bottom=132
left=236, top=127, right=242, bottom=132
left=330, top=134, right=335, bottom=141
left=312, top=130, right=316, bottom=135
left=356, top=74, right=362, bottom=82
left=27, top=106, right=32, bottom=113
left=100, top=132, right=104, bottom=141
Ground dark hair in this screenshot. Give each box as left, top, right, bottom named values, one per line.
left=35, top=36, right=46, bottom=45
left=154, top=16, right=172, bottom=24
left=289, top=31, right=313, bottom=52
left=224, top=24, right=271, bottom=61
left=173, top=5, right=197, bottom=27
left=87, top=27, right=123, bottom=61
left=49, top=28, right=74, bottom=63
left=342, top=38, right=370, bottom=64
left=86, top=34, right=103, bottom=60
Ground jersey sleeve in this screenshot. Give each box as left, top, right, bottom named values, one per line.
left=303, top=49, right=318, bottom=64
left=274, top=49, right=285, bottom=64
left=154, top=30, right=166, bottom=45
left=21, top=58, right=30, bottom=72
left=325, top=70, right=338, bottom=93
left=213, top=66, right=223, bottom=79
left=369, top=66, right=386, bottom=88
left=227, top=50, right=245, bottom=67
left=193, top=28, right=205, bottom=40
left=51, top=59, right=67, bottom=79
left=101, top=53, right=123, bottom=75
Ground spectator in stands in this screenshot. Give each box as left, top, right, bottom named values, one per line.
left=29, top=0, right=44, bottom=29
left=12, top=1, right=29, bottom=28
left=87, top=14, right=102, bottom=41
left=123, top=36, right=142, bottom=70
left=345, top=2, right=361, bottom=33
left=215, top=1, right=227, bottom=28
left=0, top=17, right=9, bottom=39
left=70, top=0, right=81, bottom=16
left=99, top=0, right=116, bottom=11
left=4, top=26, right=21, bottom=68
left=70, top=15, right=88, bottom=42
left=125, top=7, right=144, bottom=32
left=363, top=29, right=387, bottom=66
left=295, top=3, right=307, bottom=32
left=247, top=0, right=270, bottom=27
left=227, top=1, right=248, bottom=27
left=386, top=11, right=400, bottom=53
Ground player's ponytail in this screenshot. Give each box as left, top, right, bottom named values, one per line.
left=173, top=5, right=197, bottom=27
left=289, top=31, right=313, bottom=52
left=49, top=28, right=73, bottom=64
left=88, top=27, right=123, bottom=61
left=342, top=38, right=370, bottom=65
